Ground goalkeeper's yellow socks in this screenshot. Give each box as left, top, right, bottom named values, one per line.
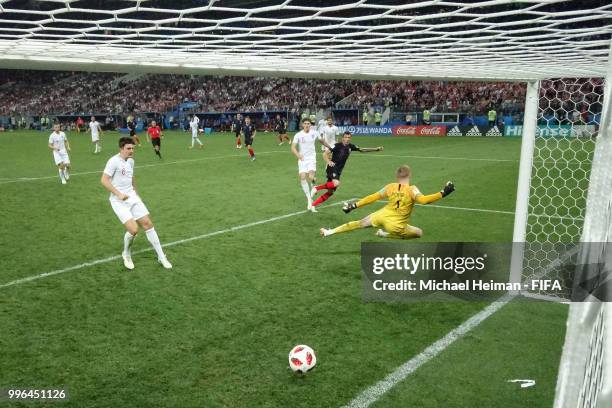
left=332, top=221, right=362, bottom=234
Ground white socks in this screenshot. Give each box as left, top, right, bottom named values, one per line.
left=300, top=179, right=312, bottom=206
left=58, top=169, right=65, bottom=182
left=192, top=138, right=202, bottom=147
left=300, top=179, right=310, bottom=199
left=145, top=228, right=166, bottom=260
left=123, top=232, right=135, bottom=254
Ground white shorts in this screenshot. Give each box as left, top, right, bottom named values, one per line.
left=191, top=129, right=199, bottom=138
left=110, top=196, right=149, bottom=224
left=298, top=157, right=316, bottom=174
left=53, top=150, right=70, bottom=165
left=91, top=134, right=100, bottom=142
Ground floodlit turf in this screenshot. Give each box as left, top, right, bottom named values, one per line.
left=371, top=299, right=568, bottom=408
left=0, top=130, right=567, bottom=407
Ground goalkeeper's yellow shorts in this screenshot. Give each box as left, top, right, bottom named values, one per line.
left=370, top=208, right=410, bottom=236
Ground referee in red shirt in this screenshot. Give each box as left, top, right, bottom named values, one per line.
left=147, top=120, right=163, bottom=159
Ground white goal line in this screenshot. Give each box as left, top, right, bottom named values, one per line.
left=342, top=246, right=575, bottom=407
left=341, top=295, right=514, bottom=408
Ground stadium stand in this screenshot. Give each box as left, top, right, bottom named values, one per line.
left=0, top=70, right=528, bottom=119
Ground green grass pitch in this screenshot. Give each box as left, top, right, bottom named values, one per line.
left=0, top=129, right=568, bottom=407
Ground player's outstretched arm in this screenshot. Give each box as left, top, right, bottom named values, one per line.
left=343, top=191, right=385, bottom=213
left=358, top=146, right=383, bottom=153
left=415, top=181, right=455, bottom=205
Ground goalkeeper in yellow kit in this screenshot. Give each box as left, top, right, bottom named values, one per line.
left=320, top=165, right=454, bottom=239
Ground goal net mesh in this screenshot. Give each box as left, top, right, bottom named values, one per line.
left=521, top=78, right=605, bottom=300
left=550, top=70, right=611, bottom=407
left=0, top=1, right=609, bottom=80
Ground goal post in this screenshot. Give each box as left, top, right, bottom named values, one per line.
left=509, top=80, right=539, bottom=292
left=510, top=73, right=608, bottom=302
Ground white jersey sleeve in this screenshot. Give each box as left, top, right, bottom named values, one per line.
left=103, top=156, right=117, bottom=178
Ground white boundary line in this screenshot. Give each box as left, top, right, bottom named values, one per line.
left=419, top=203, right=583, bottom=222
left=1, top=151, right=521, bottom=185
left=0, top=200, right=350, bottom=289
left=341, top=295, right=514, bottom=408
left=355, top=153, right=518, bottom=163
left=356, top=154, right=586, bottom=166
left=419, top=203, right=514, bottom=215
left=0, top=150, right=287, bottom=185
left=1, top=201, right=583, bottom=289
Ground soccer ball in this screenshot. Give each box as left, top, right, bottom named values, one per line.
left=288, top=344, right=317, bottom=373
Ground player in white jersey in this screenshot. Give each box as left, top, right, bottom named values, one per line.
left=88, top=116, right=103, bottom=154
left=101, top=136, right=172, bottom=270
left=319, top=117, right=340, bottom=152
left=48, top=123, right=71, bottom=184
left=317, top=118, right=327, bottom=134
left=290, top=118, right=332, bottom=212
left=188, top=115, right=204, bottom=149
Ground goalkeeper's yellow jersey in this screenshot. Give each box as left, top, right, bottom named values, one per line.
left=379, top=183, right=422, bottom=222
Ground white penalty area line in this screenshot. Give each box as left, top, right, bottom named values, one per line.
left=417, top=203, right=514, bottom=215
left=357, top=154, right=585, bottom=166
left=0, top=200, right=352, bottom=290
left=356, top=153, right=518, bottom=163
left=0, top=150, right=287, bottom=185
left=420, top=203, right=583, bottom=222
left=341, top=295, right=514, bottom=408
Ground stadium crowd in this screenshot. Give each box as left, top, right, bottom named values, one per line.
left=0, top=69, right=528, bottom=118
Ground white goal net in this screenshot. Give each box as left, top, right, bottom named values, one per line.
left=520, top=78, right=604, bottom=301
left=0, top=1, right=609, bottom=80
left=511, top=71, right=611, bottom=407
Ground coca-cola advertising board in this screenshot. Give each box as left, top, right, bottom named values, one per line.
left=392, top=125, right=447, bottom=137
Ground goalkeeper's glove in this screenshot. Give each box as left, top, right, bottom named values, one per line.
left=342, top=202, right=357, bottom=214
left=440, top=181, right=455, bottom=197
